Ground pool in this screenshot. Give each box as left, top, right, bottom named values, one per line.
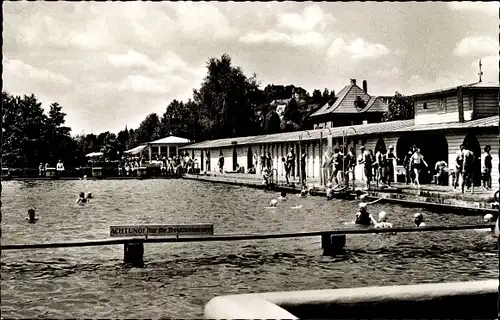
left=1, top=179, right=498, bottom=318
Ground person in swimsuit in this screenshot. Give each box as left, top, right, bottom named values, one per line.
left=358, top=146, right=372, bottom=190
left=453, top=146, right=464, bottom=190
left=481, top=145, right=492, bottom=191
left=355, top=203, right=377, bottom=225
left=410, top=148, right=428, bottom=188
left=278, top=191, right=287, bottom=200
left=403, top=148, right=413, bottom=185
left=386, top=146, right=398, bottom=187
left=218, top=153, right=225, bottom=173
left=25, top=209, right=39, bottom=223
left=330, top=148, right=342, bottom=186
left=375, top=211, right=393, bottom=228
left=414, top=213, right=426, bottom=227
left=461, top=145, right=475, bottom=193
left=86, top=192, right=93, bottom=199
left=76, top=192, right=87, bottom=204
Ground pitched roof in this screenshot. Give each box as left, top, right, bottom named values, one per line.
left=310, top=83, right=384, bottom=117
left=149, top=136, right=191, bottom=145
left=411, top=81, right=499, bottom=98
left=361, top=97, right=389, bottom=113
left=180, top=115, right=498, bottom=149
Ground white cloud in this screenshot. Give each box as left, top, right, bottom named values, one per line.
left=327, top=38, right=390, bottom=60
left=453, top=36, right=497, bottom=56
left=447, top=2, right=499, bottom=16
left=3, top=56, right=72, bottom=85
left=239, top=30, right=327, bottom=47
left=277, top=4, right=335, bottom=32
left=108, top=50, right=154, bottom=68
left=168, top=2, right=237, bottom=39
left=375, top=67, right=403, bottom=78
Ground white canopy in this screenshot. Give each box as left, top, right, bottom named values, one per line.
left=124, top=145, right=147, bottom=155
left=86, top=152, right=104, bottom=158
left=149, top=136, right=191, bottom=145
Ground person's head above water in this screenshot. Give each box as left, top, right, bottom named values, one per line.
left=270, top=199, right=278, bottom=207
left=378, top=211, right=388, bottom=222
left=79, top=192, right=85, bottom=198
left=280, top=191, right=287, bottom=197
left=28, top=209, right=36, bottom=220
left=414, top=212, right=424, bottom=225
left=86, top=192, right=93, bottom=199
left=483, top=214, right=494, bottom=223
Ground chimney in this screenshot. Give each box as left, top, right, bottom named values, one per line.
left=350, top=79, right=356, bottom=85
left=362, top=80, right=367, bottom=93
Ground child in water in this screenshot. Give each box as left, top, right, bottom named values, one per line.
left=25, top=209, right=39, bottom=223
left=375, top=211, right=393, bottom=228
left=86, top=192, right=93, bottom=199
left=278, top=192, right=287, bottom=200
left=355, top=203, right=378, bottom=225
left=414, top=213, right=426, bottom=227
left=76, top=192, right=87, bottom=204
left=269, top=199, right=278, bottom=207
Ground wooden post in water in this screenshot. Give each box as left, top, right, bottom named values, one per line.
left=321, top=233, right=346, bottom=256
left=124, top=242, right=144, bottom=267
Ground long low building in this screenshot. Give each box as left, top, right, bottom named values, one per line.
left=181, top=82, right=499, bottom=189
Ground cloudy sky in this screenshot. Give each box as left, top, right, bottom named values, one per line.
left=3, top=1, right=498, bottom=135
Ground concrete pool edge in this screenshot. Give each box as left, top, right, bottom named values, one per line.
left=204, top=279, right=499, bottom=319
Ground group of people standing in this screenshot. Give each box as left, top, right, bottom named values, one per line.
left=358, top=145, right=398, bottom=190
left=451, top=144, right=492, bottom=193
left=38, top=160, right=65, bottom=177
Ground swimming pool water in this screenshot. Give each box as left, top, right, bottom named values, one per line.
left=1, top=179, right=498, bottom=318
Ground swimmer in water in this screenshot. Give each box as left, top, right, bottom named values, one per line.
left=269, top=199, right=278, bottom=207
left=25, top=209, right=39, bottom=223
left=307, top=186, right=315, bottom=196
left=86, top=192, right=93, bottom=199
left=76, top=192, right=87, bottom=204
left=414, top=213, right=426, bottom=227
left=375, top=211, right=393, bottom=228
left=278, top=192, right=287, bottom=200
left=475, top=214, right=495, bottom=233
left=483, top=214, right=494, bottom=223
left=299, top=189, right=308, bottom=197
left=355, top=203, right=378, bottom=225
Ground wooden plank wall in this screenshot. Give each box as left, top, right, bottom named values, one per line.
left=474, top=91, right=499, bottom=119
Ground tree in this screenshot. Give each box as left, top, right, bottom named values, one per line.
left=281, top=97, right=302, bottom=131
left=383, top=92, right=415, bottom=121
left=322, top=88, right=330, bottom=100
left=263, top=110, right=281, bottom=134
left=311, top=89, right=323, bottom=103
left=136, top=113, right=161, bottom=144
left=193, top=53, right=261, bottom=139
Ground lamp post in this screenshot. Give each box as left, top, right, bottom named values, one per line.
left=342, top=127, right=357, bottom=191
left=298, top=131, right=311, bottom=188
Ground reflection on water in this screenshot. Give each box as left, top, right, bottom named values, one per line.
left=1, top=179, right=498, bottom=318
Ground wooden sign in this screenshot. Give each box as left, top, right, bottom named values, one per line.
left=110, top=224, right=214, bottom=237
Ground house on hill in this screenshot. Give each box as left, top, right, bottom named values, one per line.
left=309, top=79, right=389, bottom=128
